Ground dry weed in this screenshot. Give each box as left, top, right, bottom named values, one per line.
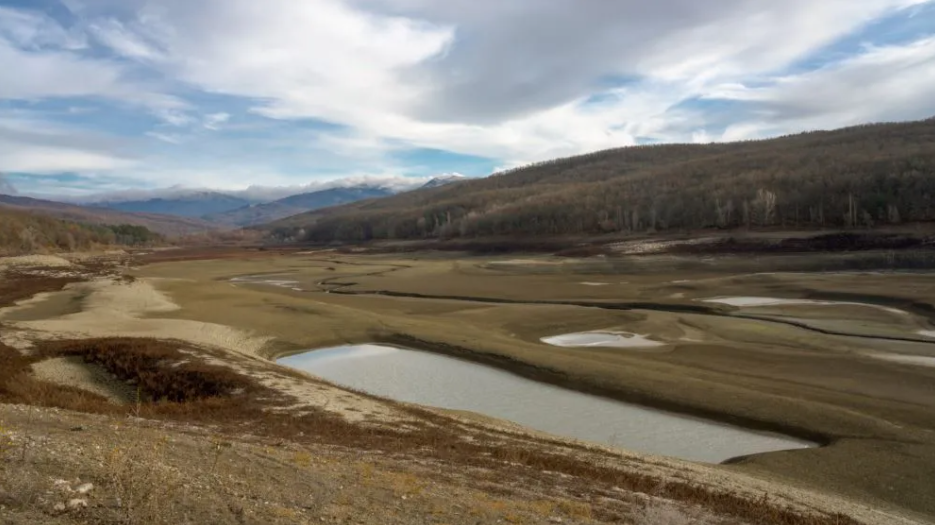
left=104, top=432, right=182, bottom=525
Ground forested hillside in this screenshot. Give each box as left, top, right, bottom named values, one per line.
left=267, top=119, right=935, bottom=242
left=0, top=209, right=163, bottom=255
left=0, top=195, right=215, bottom=236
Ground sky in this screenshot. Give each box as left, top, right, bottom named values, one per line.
left=1, top=0, right=934, bottom=199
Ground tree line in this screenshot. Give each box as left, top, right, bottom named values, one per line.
left=0, top=210, right=165, bottom=255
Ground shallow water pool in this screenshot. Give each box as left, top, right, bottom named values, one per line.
left=279, top=344, right=815, bottom=463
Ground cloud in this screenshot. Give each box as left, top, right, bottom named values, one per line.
left=88, top=18, right=164, bottom=60
left=0, top=6, right=86, bottom=50
left=101, top=0, right=930, bottom=164
left=203, top=112, right=230, bottom=130
left=700, top=36, right=935, bottom=139
left=1, top=0, right=934, bottom=194
left=66, top=174, right=446, bottom=203
left=145, top=131, right=184, bottom=144
left=0, top=111, right=137, bottom=173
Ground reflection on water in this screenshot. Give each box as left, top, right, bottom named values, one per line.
left=279, top=345, right=814, bottom=463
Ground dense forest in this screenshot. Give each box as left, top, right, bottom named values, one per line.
left=266, top=118, right=935, bottom=242
left=0, top=209, right=164, bottom=255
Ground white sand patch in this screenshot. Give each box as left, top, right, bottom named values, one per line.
left=918, top=330, right=935, bottom=338
left=31, top=356, right=132, bottom=403
left=0, top=255, right=72, bottom=269
left=703, top=296, right=908, bottom=315
left=541, top=331, right=665, bottom=349
left=871, top=354, right=935, bottom=368
left=579, top=282, right=610, bottom=286
left=495, top=259, right=558, bottom=266
left=12, top=278, right=271, bottom=359
left=231, top=275, right=301, bottom=290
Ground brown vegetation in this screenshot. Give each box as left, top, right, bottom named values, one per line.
left=0, top=208, right=164, bottom=255
left=266, top=118, right=935, bottom=243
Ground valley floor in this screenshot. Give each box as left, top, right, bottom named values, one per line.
left=2, top=247, right=934, bottom=524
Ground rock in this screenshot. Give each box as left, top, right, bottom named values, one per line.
left=53, top=502, right=66, bottom=513
left=549, top=518, right=563, bottom=523
left=76, top=482, right=94, bottom=494
left=53, top=479, right=72, bottom=492
left=70, top=426, right=86, bottom=432
left=67, top=498, right=88, bottom=510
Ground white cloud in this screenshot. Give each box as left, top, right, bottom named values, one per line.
left=88, top=18, right=164, bottom=60
left=0, top=39, right=123, bottom=99
left=98, top=0, right=930, bottom=165
left=203, top=112, right=230, bottom=130
left=145, top=131, right=184, bottom=144
left=0, top=6, right=86, bottom=50
left=152, top=107, right=193, bottom=126
left=702, top=36, right=935, bottom=138
left=2, top=0, right=935, bottom=193
left=0, top=111, right=137, bottom=174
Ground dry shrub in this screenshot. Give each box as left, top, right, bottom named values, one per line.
left=104, top=434, right=182, bottom=525
left=0, top=343, right=122, bottom=415
left=633, top=500, right=710, bottom=525
left=41, top=338, right=255, bottom=403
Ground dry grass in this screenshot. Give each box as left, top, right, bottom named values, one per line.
left=104, top=433, right=182, bottom=525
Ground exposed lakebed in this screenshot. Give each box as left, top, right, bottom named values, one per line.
left=278, top=344, right=814, bottom=463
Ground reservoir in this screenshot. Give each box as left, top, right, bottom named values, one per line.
left=278, top=344, right=814, bottom=463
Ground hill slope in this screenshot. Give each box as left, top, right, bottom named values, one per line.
left=0, top=195, right=215, bottom=236
left=265, top=119, right=935, bottom=242
left=0, top=208, right=163, bottom=255
left=205, top=186, right=393, bottom=227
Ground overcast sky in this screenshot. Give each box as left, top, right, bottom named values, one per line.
left=1, top=0, right=934, bottom=197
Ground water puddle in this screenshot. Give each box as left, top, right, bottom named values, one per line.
left=872, top=354, right=935, bottom=368
left=231, top=274, right=302, bottom=291
left=703, top=296, right=907, bottom=315
left=278, top=345, right=814, bottom=463
left=541, top=331, right=664, bottom=349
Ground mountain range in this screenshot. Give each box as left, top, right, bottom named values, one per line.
left=83, top=175, right=467, bottom=227
left=204, top=186, right=394, bottom=227
left=0, top=173, right=469, bottom=240
left=93, top=192, right=256, bottom=218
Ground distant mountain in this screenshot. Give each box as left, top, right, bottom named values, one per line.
left=0, top=194, right=216, bottom=236
left=94, top=192, right=253, bottom=217
left=420, top=173, right=465, bottom=189
left=205, top=186, right=393, bottom=227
